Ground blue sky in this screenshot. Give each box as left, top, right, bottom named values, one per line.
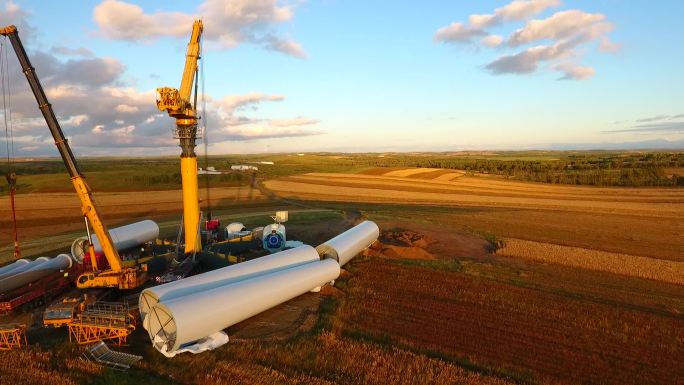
left=1, top=0, right=683, bottom=156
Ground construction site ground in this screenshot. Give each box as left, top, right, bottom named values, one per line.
left=0, top=206, right=491, bottom=347
left=1, top=175, right=681, bottom=385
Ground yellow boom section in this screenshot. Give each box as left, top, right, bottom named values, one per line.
left=71, top=177, right=123, bottom=271
left=157, top=20, right=204, bottom=255
left=156, top=20, right=203, bottom=118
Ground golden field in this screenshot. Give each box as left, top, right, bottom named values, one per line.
left=496, top=238, right=684, bottom=284
left=264, top=172, right=683, bottom=218
left=264, top=168, right=684, bottom=275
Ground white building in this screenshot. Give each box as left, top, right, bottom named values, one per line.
left=230, top=165, right=258, bottom=171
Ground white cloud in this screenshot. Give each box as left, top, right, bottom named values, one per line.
left=71, top=114, right=89, bottom=126
left=93, top=0, right=193, bottom=41
left=269, top=117, right=320, bottom=127
left=93, top=0, right=305, bottom=58
left=45, top=85, right=85, bottom=99
left=207, top=93, right=322, bottom=141
left=214, top=124, right=323, bottom=141
left=433, top=22, right=486, bottom=43
left=599, top=37, right=621, bottom=53
left=507, top=10, right=611, bottom=47
left=115, top=104, right=139, bottom=113
left=486, top=43, right=569, bottom=75
left=263, top=36, right=307, bottom=59
left=468, top=14, right=496, bottom=30
left=1, top=1, right=318, bottom=156
left=469, top=0, right=560, bottom=28
left=481, top=35, right=504, bottom=48
left=434, top=0, right=617, bottom=80
left=0, top=1, right=34, bottom=40
left=218, top=92, right=285, bottom=112
left=51, top=46, right=95, bottom=57
left=554, top=64, right=595, bottom=80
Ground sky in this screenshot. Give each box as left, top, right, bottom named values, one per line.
left=0, top=0, right=682, bottom=157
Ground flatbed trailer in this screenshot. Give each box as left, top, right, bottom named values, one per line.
left=0, top=273, right=73, bottom=315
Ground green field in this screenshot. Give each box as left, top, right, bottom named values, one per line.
left=2, top=150, right=683, bottom=196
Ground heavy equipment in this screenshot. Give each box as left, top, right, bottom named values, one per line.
left=43, top=297, right=84, bottom=328
left=156, top=20, right=204, bottom=255
left=0, top=25, right=147, bottom=289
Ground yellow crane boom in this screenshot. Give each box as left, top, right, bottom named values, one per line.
left=157, top=20, right=204, bottom=255
left=1, top=25, right=146, bottom=289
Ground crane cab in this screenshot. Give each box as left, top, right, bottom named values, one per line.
left=77, top=267, right=147, bottom=290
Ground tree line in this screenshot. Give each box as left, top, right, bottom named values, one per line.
left=350, top=152, right=684, bottom=187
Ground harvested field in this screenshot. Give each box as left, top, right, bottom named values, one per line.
left=383, top=168, right=442, bottom=177
left=264, top=171, right=684, bottom=262
left=399, top=169, right=458, bottom=180
left=0, top=320, right=515, bottom=385
left=264, top=173, right=684, bottom=218
left=401, top=206, right=683, bottom=262
left=360, top=167, right=465, bottom=181
left=339, top=257, right=684, bottom=385
left=359, top=167, right=407, bottom=175
left=433, top=171, right=466, bottom=181
left=0, top=186, right=265, bottom=244
left=0, top=348, right=104, bottom=385
left=228, top=293, right=321, bottom=341
left=362, top=167, right=466, bottom=181
left=663, top=167, right=684, bottom=177
left=497, top=238, right=684, bottom=284
left=123, top=331, right=517, bottom=385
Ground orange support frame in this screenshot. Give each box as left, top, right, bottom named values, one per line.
left=67, top=302, right=136, bottom=346
left=68, top=323, right=133, bottom=346
left=0, top=324, right=27, bottom=350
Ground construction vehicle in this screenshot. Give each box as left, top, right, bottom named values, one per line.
left=0, top=25, right=147, bottom=290
left=43, top=297, right=86, bottom=328
left=156, top=20, right=204, bottom=256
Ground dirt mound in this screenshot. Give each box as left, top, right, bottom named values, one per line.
left=380, top=229, right=434, bottom=248
left=364, top=229, right=436, bottom=260
left=379, top=244, right=435, bottom=260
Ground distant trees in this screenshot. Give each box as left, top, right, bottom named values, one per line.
left=353, top=152, right=684, bottom=187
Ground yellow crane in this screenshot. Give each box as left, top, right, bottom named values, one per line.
left=156, top=20, right=204, bottom=255
left=1, top=25, right=147, bottom=289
